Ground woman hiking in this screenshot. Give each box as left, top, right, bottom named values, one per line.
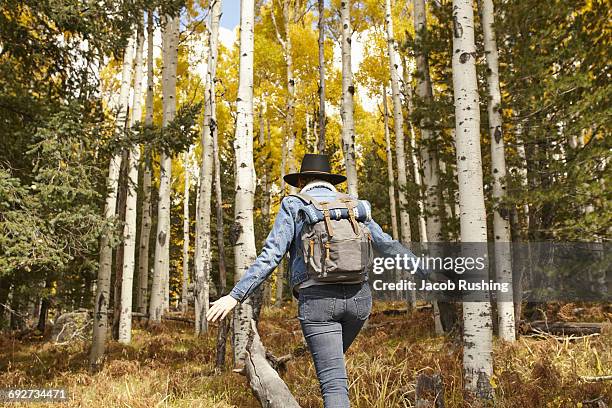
left=207, top=153, right=423, bottom=408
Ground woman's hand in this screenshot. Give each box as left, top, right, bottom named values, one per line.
left=206, top=295, right=238, bottom=323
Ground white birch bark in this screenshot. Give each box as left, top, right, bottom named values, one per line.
left=118, top=25, right=145, bottom=344
left=382, top=87, right=399, bottom=241
left=340, top=0, right=358, bottom=197
left=195, top=0, right=221, bottom=335
left=480, top=0, right=515, bottom=342
left=452, top=0, right=493, bottom=396
left=413, top=0, right=443, bottom=242
left=90, top=31, right=135, bottom=368
left=150, top=14, right=178, bottom=322
left=137, top=12, right=155, bottom=314
left=233, top=0, right=257, bottom=367
left=385, top=0, right=410, bottom=243
left=181, top=150, right=190, bottom=314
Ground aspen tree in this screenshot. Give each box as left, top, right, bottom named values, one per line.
left=118, top=23, right=145, bottom=344
left=137, top=12, right=155, bottom=315
left=413, top=0, right=447, bottom=335
left=413, top=0, right=443, bottom=242
left=150, top=14, right=179, bottom=322
left=401, top=56, right=428, bottom=243
left=195, top=0, right=222, bottom=335
left=382, top=86, right=399, bottom=241
left=452, top=0, right=494, bottom=396
left=90, top=31, right=136, bottom=369
left=340, top=0, right=358, bottom=197
left=385, top=0, right=410, bottom=244
left=232, top=0, right=257, bottom=367
left=271, top=0, right=297, bottom=194
left=317, top=0, right=326, bottom=153
left=181, top=150, right=190, bottom=314
left=480, top=0, right=515, bottom=342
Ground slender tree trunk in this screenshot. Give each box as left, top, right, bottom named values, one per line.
left=382, top=87, right=399, bottom=241
left=401, top=57, right=428, bottom=243
left=213, top=115, right=227, bottom=295
left=317, top=0, right=326, bottom=153
left=195, top=0, right=221, bottom=335
left=137, top=12, right=155, bottom=314
left=259, top=104, right=272, bottom=304
left=340, top=0, right=358, bottom=197
left=259, top=106, right=272, bottom=231
left=385, top=0, right=410, bottom=243
left=413, top=0, right=449, bottom=335
left=113, top=149, right=128, bottom=340
left=182, top=150, right=190, bottom=314
left=150, top=14, right=178, bottom=322
left=480, top=0, right=515, bottom=342
left=271, top=2, right=297, bottom=194
left=119, top=24, right=145, bottom=344
left=275, top=131, right=287, bottom=307
left=232, top=0, right=257, bottom=368
left=37, top=278, right=52, bottom=332
left=452, top=0, right=493, bottom=397
left=413, top=0, right=443, bottom=242
left=90, top=31, right=135, bottom=370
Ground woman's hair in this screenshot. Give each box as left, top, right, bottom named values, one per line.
left=297, top=175, right=320, bottom=188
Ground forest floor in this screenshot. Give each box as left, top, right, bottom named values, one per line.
left=0, top=302, right=610, bottom=408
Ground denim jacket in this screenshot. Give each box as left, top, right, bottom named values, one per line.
left=228, top=182, right=422, bottom=303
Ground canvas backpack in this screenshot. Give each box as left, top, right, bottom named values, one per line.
left=291, top=192, right=374, bottom=283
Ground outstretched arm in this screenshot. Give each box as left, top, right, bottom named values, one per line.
left=207, top=198, right=295, bottom=322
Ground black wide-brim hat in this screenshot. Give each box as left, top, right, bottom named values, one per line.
left=283, top=154, right=347, bottom=187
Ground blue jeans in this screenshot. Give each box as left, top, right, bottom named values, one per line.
left=298, top=282, right=372, bottom=408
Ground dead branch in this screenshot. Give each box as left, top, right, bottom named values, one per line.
left=245, top=319, right=301, bottom=408
left=525, top=321, right=604, bottom=336
left=579, top=375, right=612, bottom=383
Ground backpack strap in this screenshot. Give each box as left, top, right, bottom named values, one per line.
left=319, top=202, right=334, bottom=237
left=290, top=193, right=334, bottom=237
left=290, top=192, right=319, bottom=206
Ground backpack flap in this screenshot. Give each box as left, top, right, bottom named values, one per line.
left=292, top=193, right=373, bottom=283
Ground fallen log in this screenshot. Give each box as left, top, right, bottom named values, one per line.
left=525, top=321, right=604, bottom=336
left=245, top=319, right=301, bottom=408
left=580, top=375, right=612, bottom=383
left=101, top=311, right=195, bottom=324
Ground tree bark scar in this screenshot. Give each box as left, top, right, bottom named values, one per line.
left=494, top=126, right=502, bottom=143
left=230, top=222, right=243, bottom=245
left=460, top=52, right=470, bottom=63
left=453, top=16, right=463, bottom=38
left=158, top=231, right=167, bottom=246
left=96, top=294, right=105, bottom=318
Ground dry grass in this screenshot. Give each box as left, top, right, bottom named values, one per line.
left=0, top=302, right=610, bottom=407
